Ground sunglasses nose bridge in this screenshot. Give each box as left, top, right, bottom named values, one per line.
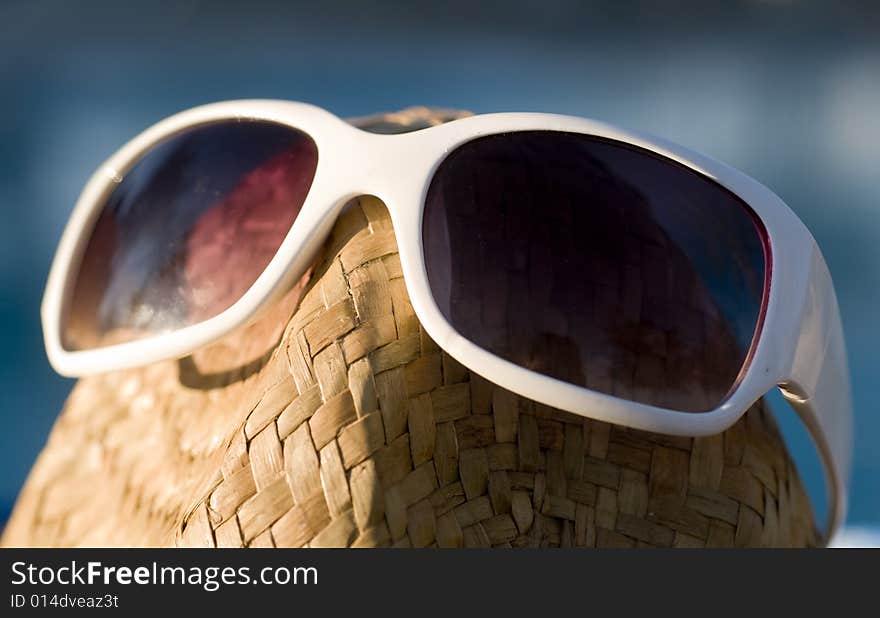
left=340, top=131, right=434, bottom=202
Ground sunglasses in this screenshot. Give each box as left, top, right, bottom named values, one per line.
left=42, top=100, right=852, bottom=540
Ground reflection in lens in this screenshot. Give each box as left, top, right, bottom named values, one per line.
left=63, top=121, right=318, bottom=351
left=423, top=132, right=768, bottom=412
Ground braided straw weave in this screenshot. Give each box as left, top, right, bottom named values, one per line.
left=2, top=109, right=818, bottom=548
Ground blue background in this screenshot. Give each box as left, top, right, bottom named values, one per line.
left=1, top=0, right=877, bottom=533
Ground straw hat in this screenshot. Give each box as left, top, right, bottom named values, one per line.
left=1, top=109, right=818, bottom=548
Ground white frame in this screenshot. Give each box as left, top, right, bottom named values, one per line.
left=41, top=100, right=853, bottom=541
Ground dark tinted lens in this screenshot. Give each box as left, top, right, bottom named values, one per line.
left=63, top=120, right=318, bottom=350
left=423, top=131, right=767, bottom=412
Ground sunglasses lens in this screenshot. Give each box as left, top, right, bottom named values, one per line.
left=63, top=120, right=318, bottom=351
left=423, top=132, right=768, bottom=412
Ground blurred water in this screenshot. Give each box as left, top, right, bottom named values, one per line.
left=0, top=0, right=877, bottom=527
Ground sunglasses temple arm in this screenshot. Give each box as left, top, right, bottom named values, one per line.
left=779, top=247, right=853, bottom=545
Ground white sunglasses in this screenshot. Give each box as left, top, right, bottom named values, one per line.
left=42, top=100, right=852, bottom=540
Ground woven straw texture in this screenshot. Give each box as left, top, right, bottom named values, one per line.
left=2, top=109, right=818, bottom=548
